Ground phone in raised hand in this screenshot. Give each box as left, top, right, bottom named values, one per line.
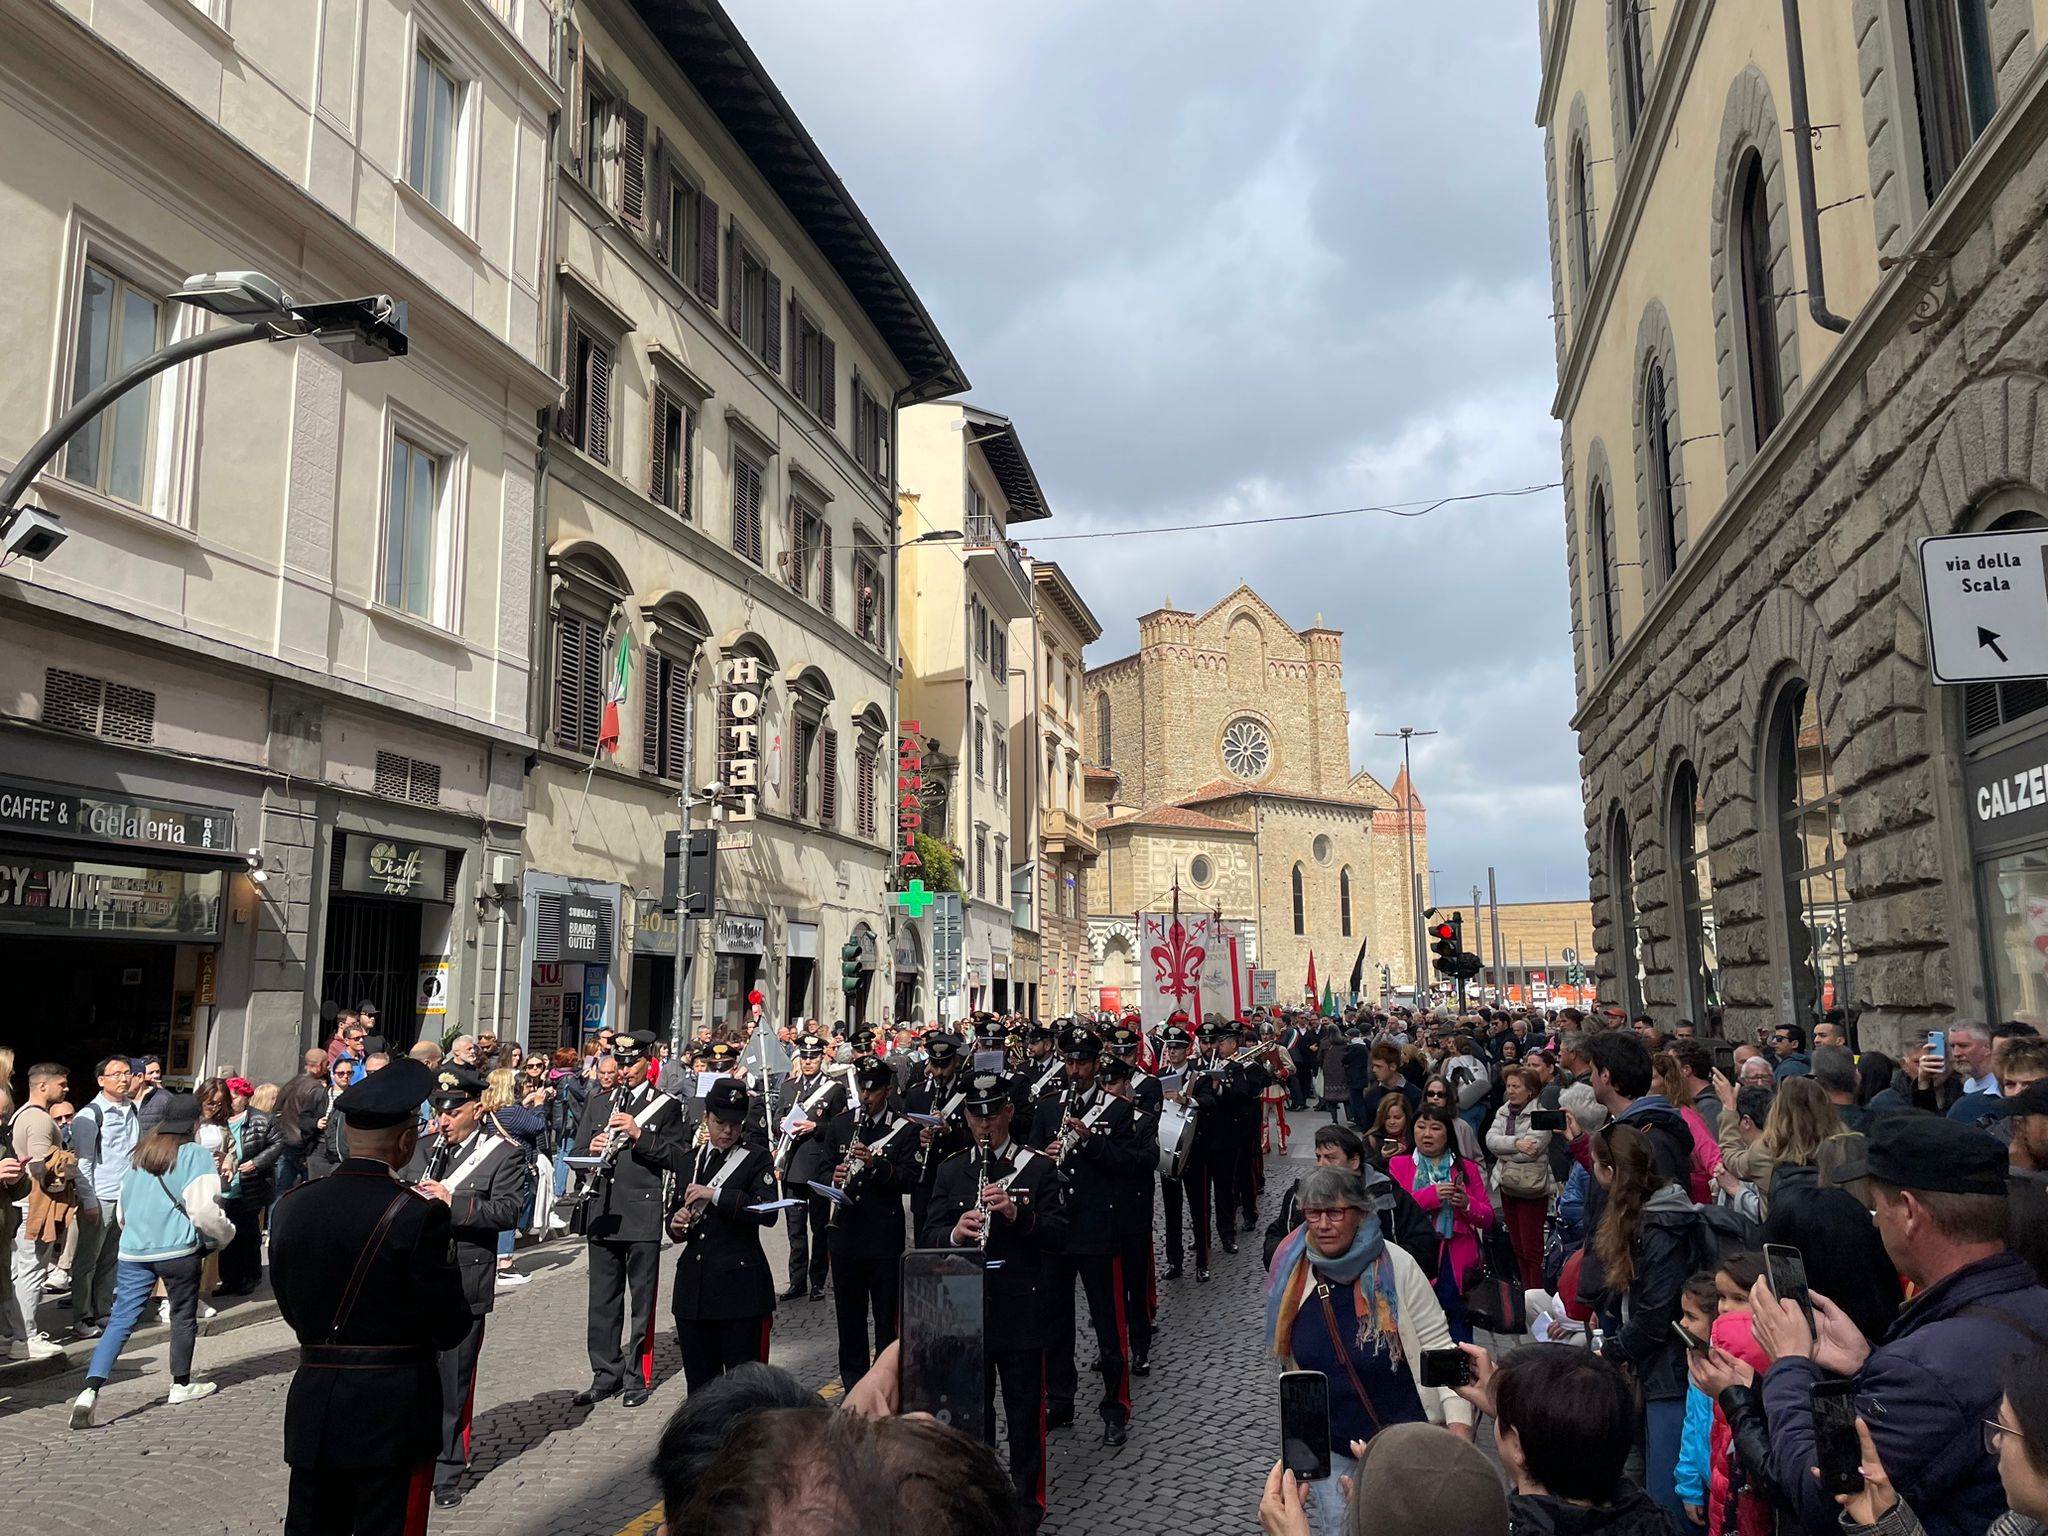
left=1279, top=1370, right=1332, bottom=1482
left=1764, top=1242, right=1816, bottom=1336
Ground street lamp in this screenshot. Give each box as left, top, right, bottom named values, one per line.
left=0, top=269, right=408, bottom=563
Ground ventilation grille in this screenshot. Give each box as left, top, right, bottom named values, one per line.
left=374, top=750, right=442, bottom=807
left=1965, top=679, right=2048, bottom=741
left=42, top=668, right=155, bottom=744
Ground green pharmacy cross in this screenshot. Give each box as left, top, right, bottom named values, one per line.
left=894, top=879, right=935, bottom=918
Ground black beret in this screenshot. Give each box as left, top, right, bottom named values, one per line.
left=705, top=1079, right=749, bottom=1123
left=1852, top=1110, right=2009, bottom=1196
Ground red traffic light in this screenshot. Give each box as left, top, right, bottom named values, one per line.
left=1431, top=923, right=1456, bottom=942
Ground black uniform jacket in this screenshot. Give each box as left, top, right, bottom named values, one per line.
left=780, top=1070, right=851, bottom=1187
left=1026, top=1089, right=1143, bottom=1255
left=903, top=1069, right=974, bottom=1184
left=820, top=1106, right=917, bottom=1258
left=1011, top=1055, right=1065, bottom=1115
left=571, top=1079, right=683, bottom=1244
left=1189, top=1056, right=1265, bottom=1152
left=1129, top=1070, right=1166, bottom=1119
left=421, top=1130, right=529, bottom=1315
left=1110, top=1092, right=1161, bottom=1242
left=919, top=1140, right=1068, bottom=1353
left=645, top=1130, right=779, bottom=1322
left=271, top=1157, right=473, bottom=1469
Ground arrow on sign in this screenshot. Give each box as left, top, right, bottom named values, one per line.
left=1981, top=627, right=2011, bottom=663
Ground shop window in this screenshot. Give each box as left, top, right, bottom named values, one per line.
left=1766, top=678, right=1854, bottom=1027
left=1670, top=761, right=1719, bottom=1022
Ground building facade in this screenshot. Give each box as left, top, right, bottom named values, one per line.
left=1016, top=559, right=1102, bottom=1018
left=0, top=0, right=557, bottom=1084
left=522, top=0, right=965, bottom=1050
left=1082, top=586, right=1426, bottom=1013
left=897, top=403, right=1049, bottom=1020
left=1538, top=0, right=2048, bottom=1049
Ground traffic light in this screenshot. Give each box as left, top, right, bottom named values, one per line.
left=840, top=939, right=865, bottom=995
left=1430, top=914, right=1461, bottom=972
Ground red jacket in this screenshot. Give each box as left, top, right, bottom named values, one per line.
left=1708, top=1310, right=1773, bottom=1536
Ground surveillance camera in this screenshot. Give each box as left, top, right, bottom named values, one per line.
left=701, top=780, right=723, bottom=798
left=1, top=507, right=66, bottom=563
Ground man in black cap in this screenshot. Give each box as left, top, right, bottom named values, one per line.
left=629, top=1077, right=778, bottom=1392
left=904, top=1030, right=971, bottom=1239
left=922, top=1071, right=1068, bottom=1532
left=1753, top=1113, right=2048, bottom=1536
left=1156, top=1022, right=1198, bottom=1278
left=269, top=1058, right=472, bottom=1536
left=776, top=1034, right=849, bottom=1302
left=1217, top=1018, right=1270, bottom=1228
left=413, top=1066, right=528, bottom=1507
left=1028, top=1025, right=1141, bottom=1443
left=1014, top=1021, right=1064, bottom=1111
left=820, top=1052, right=919, bottom=1389
left=569, top=1028, right=681, bottom=1407
left=1099, top=1050, right=1159, bottom=1376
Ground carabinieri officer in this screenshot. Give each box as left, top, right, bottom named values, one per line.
left=271, top=1058, right=472, bottom=1536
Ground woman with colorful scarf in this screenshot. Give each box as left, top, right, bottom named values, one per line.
left=1264, top=1165, right=1475, bottom=1533
left=1391, top=1104, right=1495, bottom=1342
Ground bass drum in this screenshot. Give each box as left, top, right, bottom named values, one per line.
left=1157, top=1102, right=1196, bottom=1179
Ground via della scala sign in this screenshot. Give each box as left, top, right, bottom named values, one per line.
left=722, top=655, right=762, bottom=822
left=897, top=721, right=923, bottom=874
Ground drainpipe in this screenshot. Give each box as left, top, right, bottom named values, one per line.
left=1782, top=0, right=1852, bottom=332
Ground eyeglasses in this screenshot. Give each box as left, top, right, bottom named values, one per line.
left=1299, top=1208, right=1353, bottom=1226
left=1986, top=1419, right=2026, bottom=1455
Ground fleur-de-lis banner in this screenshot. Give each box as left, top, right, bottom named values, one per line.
left=1140, top=913, right=1249, bottom=1023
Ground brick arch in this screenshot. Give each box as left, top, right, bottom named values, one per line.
left=1631, top=299, right=1689, bottom=596
left=1711, top=66, right=1802, bottom=482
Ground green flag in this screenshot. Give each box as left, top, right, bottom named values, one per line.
left=1321, top=978, right=1337, bottom=1017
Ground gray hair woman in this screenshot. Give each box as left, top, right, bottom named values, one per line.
left=1262, top=1166, right=1475, bottom=1532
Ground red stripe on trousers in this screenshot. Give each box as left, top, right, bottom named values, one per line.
left=1034, top=1356, right=1049, bottom=1516
left=760, top=1314, right=773, bottom=1363
left=640, top=1264, right=659, bottom=1387
left=461, top=1319, right=486, bottom=1458
left=402, top=1462, right=433, bottom=1536
left=1110, top=1256, right=1132, bottom=1420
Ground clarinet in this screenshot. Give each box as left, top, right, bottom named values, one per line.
left=424, top=1136, right=453, bottom=1183
left=969, top=1136, right=993, bottom=1247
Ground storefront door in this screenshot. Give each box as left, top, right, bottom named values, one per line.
left=322, top=895, right=424, bottom=1044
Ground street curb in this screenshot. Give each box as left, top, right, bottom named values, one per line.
left=1, top=1297, right=282, bottom=1386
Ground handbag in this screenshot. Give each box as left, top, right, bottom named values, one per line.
left=153, top=1171, right=228, bottom=1255
left=1460, top=1216, right=1528, bottom=1335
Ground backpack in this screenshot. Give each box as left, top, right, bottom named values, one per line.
left=1696, top=1200, right=1762, bottom=1264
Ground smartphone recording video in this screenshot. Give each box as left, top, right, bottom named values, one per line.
left=1813, top=1381, right=1866, bottom=1495
left=900, top=1249, right=987, bottom=1441
left=1279, top=1370, right=1332, bottom=1482
left=1418, top=1347, right=1477, bottom=1389
left=1764, top=1243, right=1816, bottom=1335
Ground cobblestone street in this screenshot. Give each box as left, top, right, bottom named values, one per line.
left=0, top=1143, right=1313, bottom=1536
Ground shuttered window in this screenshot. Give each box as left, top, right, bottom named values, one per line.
left=617, top=106, right=648, bottom=230
left=786, top=499, right=815, bottom=595
left=732, top=451, right=764, bottom=564
left=553, top=608, right=604, bottom=756
left=791, top=718, right=815, bottom=821
left=789, top=298, right=836, bottom=425
left=728, top=224, right=780, bottom=368
left=650, top=387, right=691, bottom=516
left=816, top=523, right=834, bottom=616
left=819, top=727, right=839, bottom=828
left=640, top=650, right=691, bottom=780
left=856, top=744, right=878, bottom=840
left=852, top=381, right=888, bottom=482
left=562, top=318, right=612, bottom=464
left=854, top=549, right=882, bottom=645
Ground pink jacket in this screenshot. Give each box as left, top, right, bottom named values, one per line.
left=1676, top=1104, right=1723, bottom=1204
left=1392, top=1153, right=1495, bottom=1289
left=1708, top=1311, right=1773, bottom=1536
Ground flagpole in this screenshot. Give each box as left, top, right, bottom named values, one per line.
left=570, top=626, right=629, bottom=838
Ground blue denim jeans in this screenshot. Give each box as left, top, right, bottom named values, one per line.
left=1309, top=1449, right=1359, bottom=1534
left=88, top=1253, right=202, bottom=1386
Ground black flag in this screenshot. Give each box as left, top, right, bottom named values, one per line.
left=1346, top=935, right=1371, bottom=1002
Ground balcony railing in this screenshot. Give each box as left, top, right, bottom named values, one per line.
left=964, top=512, right=1031, bottom=615
left=1043, top=807, right=1097, bottom=859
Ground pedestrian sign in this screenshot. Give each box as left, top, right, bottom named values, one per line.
left=1919, top=529, right=2048, bottom=684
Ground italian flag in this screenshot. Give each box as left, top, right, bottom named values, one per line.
left=599, top=630, right=631, bottom=756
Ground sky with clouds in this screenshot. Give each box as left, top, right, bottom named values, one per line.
left=725, top=0, right=1587, bottom=905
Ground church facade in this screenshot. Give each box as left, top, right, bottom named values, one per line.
left=1081, top=587, right=1426, bottom=1014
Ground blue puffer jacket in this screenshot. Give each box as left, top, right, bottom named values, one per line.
left=1762, top=1252, right=2048, bottom=1536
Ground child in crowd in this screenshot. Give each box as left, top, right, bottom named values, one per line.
left=1675, top=1252, right=1771, bottom=1536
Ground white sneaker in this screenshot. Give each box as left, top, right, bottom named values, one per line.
left=155, top=1299, right=170, bottom=1324
left=167, top=1381, right=218, bottom=1406
left=494, top=1270, right=531, bottom=1287
left=26, top=1333, right=64, bottom=1361
left=69, top=1388, right=96, bottom=1429
left=547, top=1215, right=570, bottom=1231
left=46, top=1270, right=71, bottom=1292
left=200, top=1304, right=217, bottom=1320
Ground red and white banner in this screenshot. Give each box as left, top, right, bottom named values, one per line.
left=1140, top=913, right=1249, bottom=1024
